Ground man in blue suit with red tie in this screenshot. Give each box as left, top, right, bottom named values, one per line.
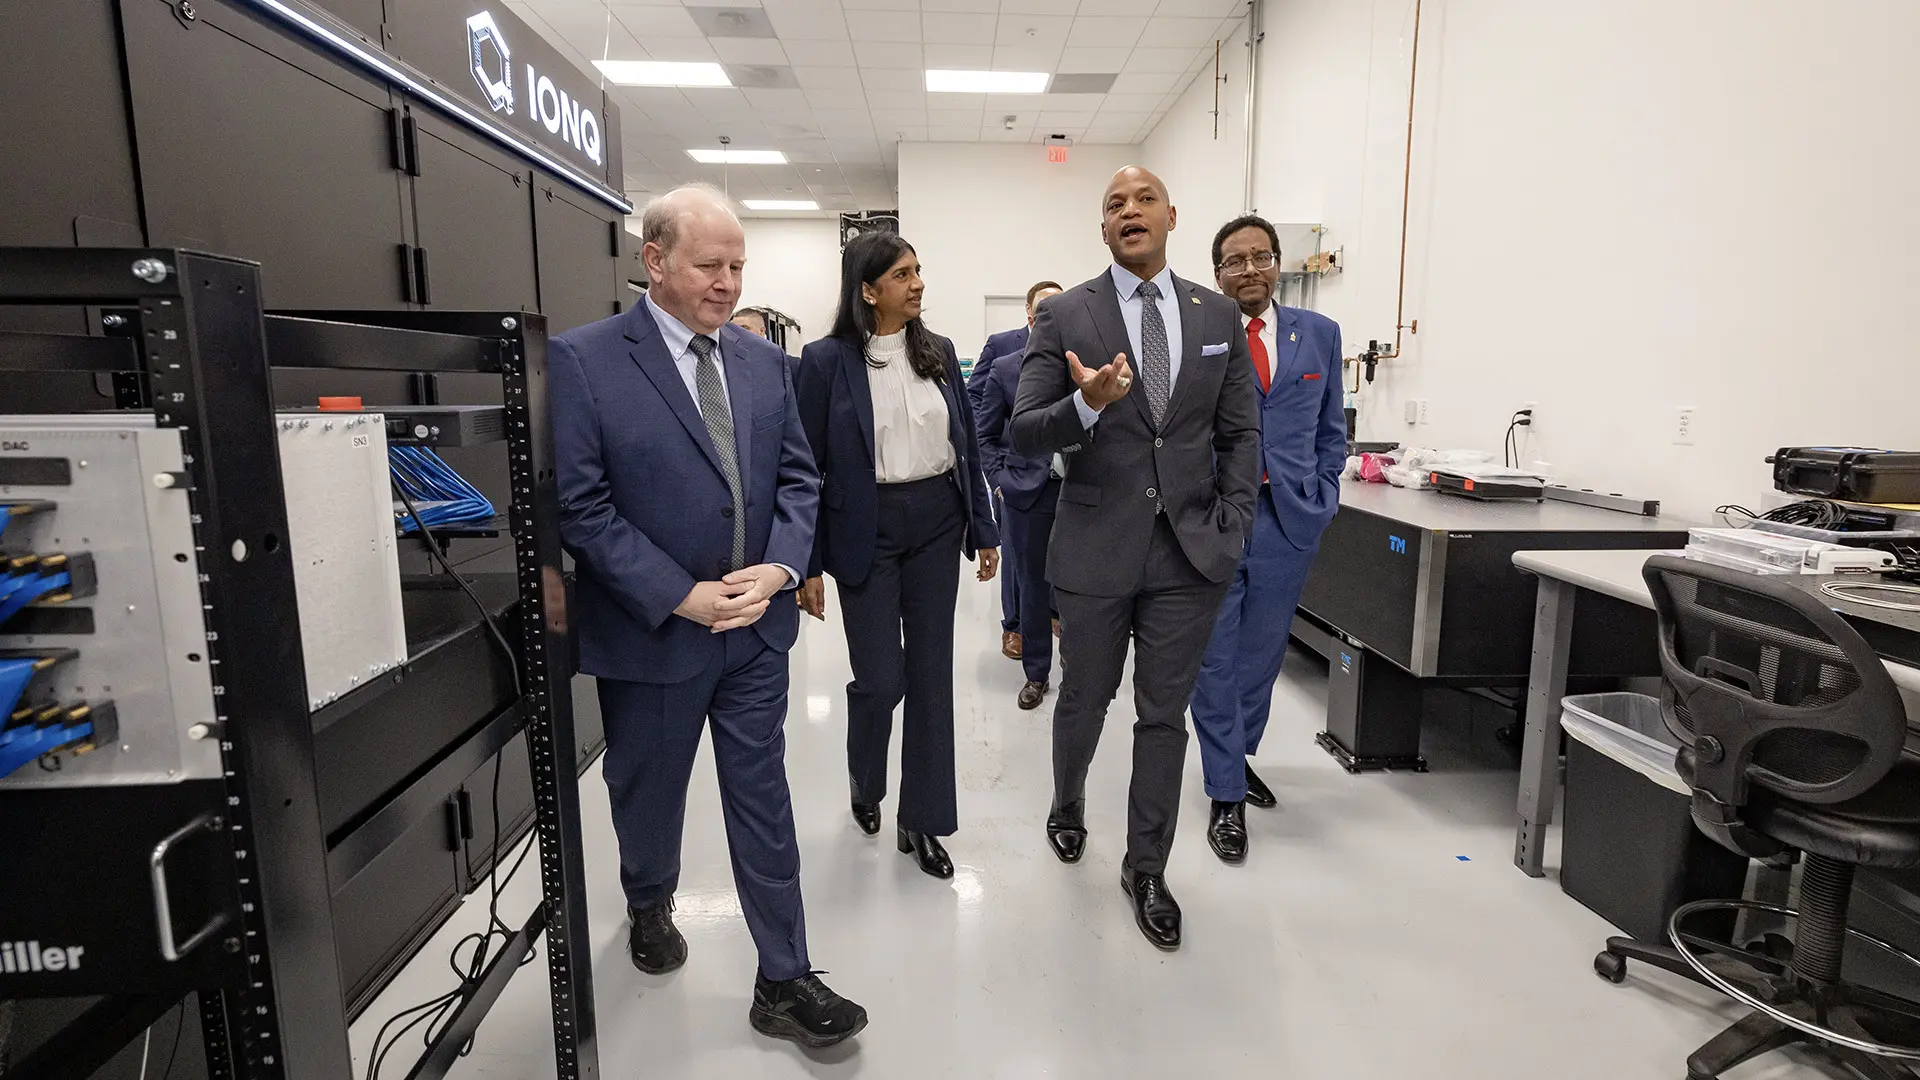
left=551, top=185, right=866, bottom=1047
left=1190, top=215, right=1347, bottom=865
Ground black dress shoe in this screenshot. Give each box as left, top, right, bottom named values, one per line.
left=896, top=826, right=954, bottom=879
left=1207, top=800, right=1248, bottom=864
left=628, top=902, right=688, bottom=974
left=1017, top=679, right=1049, bottom=710
left=850, top=801, right=881, bottom=836
left=1244, top=762, right=1278, bottom=809
left=1120, top=866, right=1182, bottom=951
left=1046, top=801, right=1087, bottom=864
left=749, top=971, right=868, bottom=1048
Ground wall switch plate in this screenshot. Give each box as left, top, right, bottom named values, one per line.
left=1414, top=399, right=1431, bottom=425
left=1674, top=405, right=1697, bottom=445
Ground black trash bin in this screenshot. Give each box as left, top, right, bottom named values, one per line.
left=1559, top=693, right=1750, bottom=943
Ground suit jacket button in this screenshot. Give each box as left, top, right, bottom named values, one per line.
left=1154, top=438, right=1164, bottom=448
left=1145, top=487, right=1157, bottom=499
left=721, top=506, right=735, bottom=518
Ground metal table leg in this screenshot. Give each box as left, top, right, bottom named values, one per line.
left=1515, top=577, right=1575, bottom=877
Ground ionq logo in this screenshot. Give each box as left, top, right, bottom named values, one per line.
left=467, top=10, right=603, bottom=167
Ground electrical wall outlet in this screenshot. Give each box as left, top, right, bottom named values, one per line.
left=1404, top=399, right=1418, bottom=425
left=1673, top=406, right=1697, bottom=446
left=1521, top=400, right=1539, bottom=431
left=1416, top=399, right=1431, bottom=425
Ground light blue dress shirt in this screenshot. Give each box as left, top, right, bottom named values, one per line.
left=646, top=294, right=797, bottom=589
left=1074, top=263, right=1183, bottom=429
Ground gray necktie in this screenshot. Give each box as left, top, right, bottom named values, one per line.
left=688, top=334, right=746, bottom=572
left=1135, top=280, right=1170, bottom=428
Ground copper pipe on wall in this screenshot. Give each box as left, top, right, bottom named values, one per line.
left=1380, top=0, right=1423, bottom=359
left=1242, top=0, right=1262, bottom=212
left=1212, top=40, right=1222, bottom=139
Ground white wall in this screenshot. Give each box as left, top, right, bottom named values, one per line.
left=899, top=142, right=1144, bottom=362
left=738, top=218, right=843, bottom=350
left=1142, top=20, right=1251, bottom=281
left=1145, top=0, right=1920, bottom=518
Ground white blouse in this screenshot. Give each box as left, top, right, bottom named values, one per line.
left=866, top=330, right=956, bottom=484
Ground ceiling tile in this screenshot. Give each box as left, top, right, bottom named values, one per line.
left=763, top=4, right=850, bottom=40
left=710, top=38, right=790, bottom=64
left=1039, top=92, right=1106, bottom=109
left=1144, top=17, right=1226, bottom=48
left=807, top=89, right=873, bottom=110
left=928, top=106, right=985, bottom=125
left=1108, top=71, right=1180, bottom=93
left=871, top=108, right=930, bottom=127
left=922, top=90, right=988, bottom=109
left=980, top=126, right=1035, bottom=142
left=1081, top=0, right=1157, bottom=12
left=1048, top=72, right=1114, bottom=93
left=923, top=11, right=1000, bottom=44
left=618, top=86, right=696, bottom=115
left=1156, top=0, right=1246, bottom=14
left=842, top=0, right=918, bottom=8
left=846, top=10, right=921, bottom=42
left=743, top=87, right=815, bottom=110
left=611, top=6, right=705, bottom=38
left=780, top=37, right=857, bottom=65
left=1056, top=45, right=1129, bottom=73
left=869, top=88, right=929, bottom=109
left=1000, top=0, right=1078, bottom=13
left=889, top=126, right=932, bottom=141
left=928, top=124, right=983, bottom=140
left=1036, top=109, right=1095, bottom=125
left=924, top=43, right=996, bottom=67
left=796, top=66, right=864, bottom=90
left=1065, top=15, right=1147, bottom=48
left=924, top=0, right=998, bottom=10
left=641, top=36, right=721, bottom=61
left=991, top=44, right=1063, bottom=71
left=1121, top=46, right=1198, bottom=72
left=859, top=66, right=924, bottom=91
left=854, top=40, right=925, bottom=67
left=1090, top=108, right=1152, bottom=127
left=994, top=13, right=1071, bottom=46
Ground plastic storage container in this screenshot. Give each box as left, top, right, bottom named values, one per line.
left=1559, top=693, right=1751, bottom=943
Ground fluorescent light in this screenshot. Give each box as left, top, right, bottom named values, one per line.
left=593, top=60, right=731, bottom=87
left=742, top=199, right=819, bottom=211
left=926, top=69, right=1051, bottom=94
left=686, top=148, right=789, bottom=165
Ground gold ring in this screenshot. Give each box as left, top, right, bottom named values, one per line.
left=1117, top=376, right=1133, bottom=388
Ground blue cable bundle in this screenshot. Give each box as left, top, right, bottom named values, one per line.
left=0, top=567, right=70, bottom=625
left=389, top=446, right=495, bottom=534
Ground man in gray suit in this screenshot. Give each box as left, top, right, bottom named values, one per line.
left=1011, top=165, right=1261, bottom=950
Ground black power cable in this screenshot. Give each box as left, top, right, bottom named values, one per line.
left=1503, top=409, right=1533, bottom=468
left=365, top=482, right=542, bottom=1080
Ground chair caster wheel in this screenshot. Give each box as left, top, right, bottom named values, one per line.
left=1594, top=950, right=1627, bottom=984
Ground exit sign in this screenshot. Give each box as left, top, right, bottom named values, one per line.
left=1047, top=145, right=1069, bottom=164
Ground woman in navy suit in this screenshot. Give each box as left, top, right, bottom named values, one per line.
left=796, top=232, right=1000, bottom=878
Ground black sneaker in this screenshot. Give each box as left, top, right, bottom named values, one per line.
left=749, top=971, right=868, bottom=1048
left=628, top=901, right=687, bottom=975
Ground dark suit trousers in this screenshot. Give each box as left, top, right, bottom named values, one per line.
left=838, top=474, right=965, bottom=836
left=1005, top=478, right=1061, bottom=684
left=996, top=489, right=1021, bottom=632
left=597, top=631, right=810, bottom=981
left=1053, top=514, right=1228, bottom=876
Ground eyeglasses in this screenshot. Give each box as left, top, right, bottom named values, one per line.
left=1218, top=252, right=1278, bottom=275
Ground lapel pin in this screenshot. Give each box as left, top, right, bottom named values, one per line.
left=1290, top=331, right=1298, bottom=342
left=1190, top=296, right=1201, bottom=305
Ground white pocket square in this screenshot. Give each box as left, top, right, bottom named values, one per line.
left=1200, top=342, right=1229, bottom=357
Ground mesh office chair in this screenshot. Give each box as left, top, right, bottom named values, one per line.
left=1595, top=555, right=1920, bottom=1080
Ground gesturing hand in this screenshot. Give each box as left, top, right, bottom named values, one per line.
left=1068, top=350, right=1133, bottom=411
left=977, top=547, right=1000, bottom=583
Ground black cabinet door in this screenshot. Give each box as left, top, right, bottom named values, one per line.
left=332, top=805, right=463, bottom=1015
left=533, top=178, right=621, bottom=335
left=407, top=108, right=540, bottom=312
left=121, top=0, right=411, bottom=310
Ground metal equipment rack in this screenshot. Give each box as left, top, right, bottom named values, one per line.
left=0, top=248, right=599, bottom=1080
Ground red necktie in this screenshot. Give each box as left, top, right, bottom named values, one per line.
left=1247, top=317, right=1272, bottom=393
left=1247, top=317, right=1270, bottom=484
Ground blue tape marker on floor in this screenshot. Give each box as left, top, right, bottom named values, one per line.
left=1456, top=856, right=1471, bottom=862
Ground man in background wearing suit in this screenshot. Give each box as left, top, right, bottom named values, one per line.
left=975, top=281, right=1064, bottom=710
left=1012, top=167, right=1260, bottom=950
left=969, top=281, right=1062, bottom=662
left=551, top=185, right=866, bottom=1048
left=1190, top=216, right=1347, bottom=865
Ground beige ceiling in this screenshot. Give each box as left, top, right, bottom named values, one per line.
left=506, top=0, right=1247, bottom=216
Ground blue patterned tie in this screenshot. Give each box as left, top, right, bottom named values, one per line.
left=688, top=335, right=746, bottom=572
left=1135, top=280, right=1170, bottom=429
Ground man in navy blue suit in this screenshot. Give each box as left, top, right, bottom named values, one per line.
left=968, top=280, right=1062, bottom=662
left=1189, top=214, right=1347, bottom=865
left=551, top=185, right=866, bottom=1048
left=974, top=281, right=1064, bottom=709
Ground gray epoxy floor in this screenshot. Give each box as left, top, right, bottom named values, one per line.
left=350, top=577, right=1847, bottom=1079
